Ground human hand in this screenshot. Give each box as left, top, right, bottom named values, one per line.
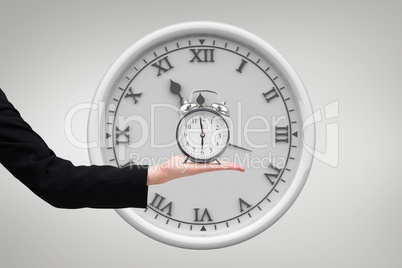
left=147, top=155, right=245, bottom=185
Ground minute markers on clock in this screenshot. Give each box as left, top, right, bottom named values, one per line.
left=145, top=191, right=281, bottom=229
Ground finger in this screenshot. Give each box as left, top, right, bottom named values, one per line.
left=214, top=163, right=245, bottom=172
left=187, top=162, right=245, bottom=172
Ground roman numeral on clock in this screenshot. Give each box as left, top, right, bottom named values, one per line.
left=149, top=193, right=173, bottom=216
left=151, top=56, right=174, bottom=76
left=264, top=163, right=282, bottom=185
left=189, top=49, right=215, bottom=63
left=115, top=126, right=129, bottom=145
left=263, top=87, right=279, bottom=103
left=125, top=87, right=142, bottom=104
left=239, top=198, right=252, bottom=212
left=194, top=208, right=213, bottom=222
left=275, top=125, right=289, bottom=143
left=236, top=59, right=248, bottom=73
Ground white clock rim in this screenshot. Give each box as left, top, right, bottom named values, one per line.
left=88, top=21, right=315, bottom=249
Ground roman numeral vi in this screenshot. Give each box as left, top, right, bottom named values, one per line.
left=194, top=208, right=213, bottom=222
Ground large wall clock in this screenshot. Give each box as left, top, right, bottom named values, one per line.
left=88, top=21, right=315, bottom=249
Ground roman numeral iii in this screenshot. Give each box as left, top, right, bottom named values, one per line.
left=275, top=125, right=289, bottom=143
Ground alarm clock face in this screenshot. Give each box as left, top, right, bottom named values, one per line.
left=88, top=22, right=314, bottom=249
left=176, top=108, right=230, bottom=163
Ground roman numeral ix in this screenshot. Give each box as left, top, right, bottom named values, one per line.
left=115, top=126, right=129, bottom=145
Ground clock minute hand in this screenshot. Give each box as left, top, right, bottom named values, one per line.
left=228, top=143, right=252, bottom=153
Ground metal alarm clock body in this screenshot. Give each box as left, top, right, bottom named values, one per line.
left=176, top=89, right=230, bottom=163
left=88, top=21, right=315, bottom=249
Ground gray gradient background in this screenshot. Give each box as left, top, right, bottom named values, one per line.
left=0, top=0, right=401, bottom=267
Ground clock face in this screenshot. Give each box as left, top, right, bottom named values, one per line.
left=88, top=22, right=314, bottom=249
left=176, top=108, right=230, bottom=163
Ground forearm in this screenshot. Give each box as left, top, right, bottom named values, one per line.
left=7, top=156, right=148, bottom=209
left=0, top=89, right=149, bottom=209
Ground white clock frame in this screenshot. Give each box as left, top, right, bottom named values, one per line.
left=88, top=21, right=315, bottom=249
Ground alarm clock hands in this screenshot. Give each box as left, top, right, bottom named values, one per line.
left=200, top=116, right=205, bottom=150
left=147, top=155, right=245, bottom=185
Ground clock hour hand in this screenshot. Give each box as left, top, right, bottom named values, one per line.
left=170, top=79, right=185, bottom=106
left=228, top=143, right=252, bottom=153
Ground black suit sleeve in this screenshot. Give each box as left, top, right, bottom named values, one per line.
left=0, top=89, right=148, bottom=209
